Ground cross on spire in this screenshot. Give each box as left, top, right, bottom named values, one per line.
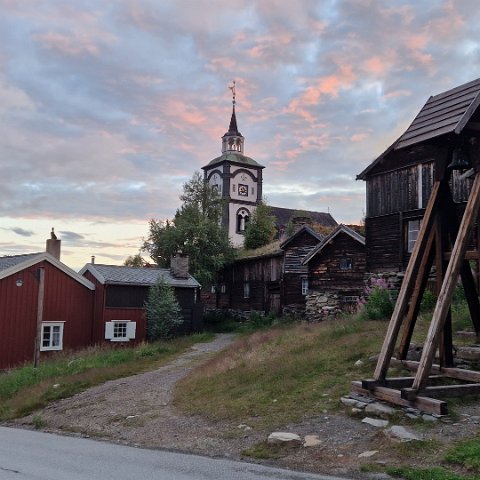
left=229, top=80, right=236, bottom=107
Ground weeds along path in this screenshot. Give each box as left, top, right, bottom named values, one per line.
left=14, top=333, right=265, bottom=457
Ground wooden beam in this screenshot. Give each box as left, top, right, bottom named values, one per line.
left=373, top=181, right=442, bottom=383
left=363, top=376, right=444, bottom=390
left=403, top=360, right=480, bottom=384
left=351, top=381, right=448, bottom=415
left=397, top=227, right=436, bottom=359
left=442, top=184, right=480, bottom=336
left=403, top=384, right=480, bottom=399
left=412, top=173, right=480, bottom=391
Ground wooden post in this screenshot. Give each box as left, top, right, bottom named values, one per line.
left=397, top=227, right=436, bottom=359
left=34, top=267, right=45, bottom=368
left=412, top=173, right=480, bottom=391
left=373, top=181, right=441, bottom=383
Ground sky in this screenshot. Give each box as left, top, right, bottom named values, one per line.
left=2, top=0, right=480, bottom=270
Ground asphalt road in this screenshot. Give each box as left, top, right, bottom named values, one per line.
left=0, top=426, right=351, bottom=480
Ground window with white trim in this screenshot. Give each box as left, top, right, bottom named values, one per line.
left=41, top=322, right=64, bottom=351
left=105, top=321, right=136, bottom=342
left=407, top=219, right=421, bottom=253
left=301, top=278, right=309, bottom=296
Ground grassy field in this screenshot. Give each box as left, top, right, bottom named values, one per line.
left=0, top=333, right=212, bottom=420
left=174, top=317, right=388, bottom=427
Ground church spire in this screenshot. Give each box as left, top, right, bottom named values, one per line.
left=222, top=80, right=244, bottom=153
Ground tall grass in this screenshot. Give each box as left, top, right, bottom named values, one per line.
left=0, top=333, right=212, bottom=420
left=174, top=319, right=385, bottom=428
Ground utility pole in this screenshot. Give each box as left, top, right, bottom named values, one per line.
left=34, top=267, right=45, bottom=368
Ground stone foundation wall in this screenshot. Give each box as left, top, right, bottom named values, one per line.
left=305, top=292, right=343, bottom=322
left=363, top=272, right=404, bottom=294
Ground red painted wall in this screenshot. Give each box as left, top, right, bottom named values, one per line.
left=0, top=261, right=94, bottom=370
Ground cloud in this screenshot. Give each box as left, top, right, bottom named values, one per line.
left=2, top=0, right=480, bottom=266
left=11, top=227, right=35, bottom=237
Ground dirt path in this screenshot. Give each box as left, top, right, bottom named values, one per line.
left=16, top=334, right=267, bottom=458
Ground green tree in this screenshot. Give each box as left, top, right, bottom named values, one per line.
left=124, top=253, right=145, bottom=267
left=145, top=278, right=183, bottom=340
left=244, top=201, right=276, bottom=249
left=143, top=172, right=235, bottom=285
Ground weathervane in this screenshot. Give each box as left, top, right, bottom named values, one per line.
left=228, top=80, right=236, bottom=107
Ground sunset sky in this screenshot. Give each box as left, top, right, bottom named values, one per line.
left=2, top=0, right=480, bottom=270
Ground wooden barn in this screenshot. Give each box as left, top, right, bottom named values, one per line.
left=357, top=78, right=480, bottom=275
left=354, top=77, right=480, bottom=414
left=211, top=248, right=284, bottom=315
left=0, top=240, right=95, bottom=370
left=280, top=225, right=325, bottom=312
left=81, top=253, right=203, bottom=343
left=303, top=224, right=366, bottom=304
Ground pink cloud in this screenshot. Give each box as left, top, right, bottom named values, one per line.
left=350, top=133, right=368, bottom=142
left=286, top=63, right=356, bottom=119
left=36, top=31, right=100, bottom=56
left=384, top=89, right=411, bottom=99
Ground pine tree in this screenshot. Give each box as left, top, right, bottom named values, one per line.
left=145, top=278, right=183, bottom=340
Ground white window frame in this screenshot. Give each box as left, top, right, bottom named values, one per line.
left=301, top=278, right=309, bottom=296
left=407, top=219, right=421, bottom=253
left=40, top=322, right=65, bottom=351
left=105, top=320, right=136, bottom=342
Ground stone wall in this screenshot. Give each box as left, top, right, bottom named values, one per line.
left=305, top=292, right=343, bottom=322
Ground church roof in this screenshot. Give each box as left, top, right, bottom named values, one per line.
left=224, top=107, right=242, bottom=137
left=204, top=152, right=264, bottom=168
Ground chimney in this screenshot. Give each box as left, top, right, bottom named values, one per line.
left=170, top=251, right=189, bottom=279
left=91, top=255, right=95, bottom=264
left=46, top=228, right=61, bottom=260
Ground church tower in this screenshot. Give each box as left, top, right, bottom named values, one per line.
left=202, top=82, right=264, bottom=247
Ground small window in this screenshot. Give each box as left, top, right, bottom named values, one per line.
left=244, top=282, right=250, bottom=299
left=232, top=184, right=236, bottom=192
left=343, top=295, right=359, bottom=303
left=105, top=321, right=136, bottom=342
left=41, top=322, right=64, bottom=351
left=407, top=220, right=421, bottom=253
left=340, top=258, right=352, bottom=270
left=211, top=285, right=217, bottom=293
left=301, top=278, right=309, bottom=296
left=220, top=284, right=226, bottom=294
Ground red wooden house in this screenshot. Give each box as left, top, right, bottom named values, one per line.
left=80, top=254, right=202, bottom=344
left=0, top=245, right=95, bottom=370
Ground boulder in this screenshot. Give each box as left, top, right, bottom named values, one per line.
left=385, top=426, right=421, bottom=442
left=362, top=417, right=389, bottom=428
left=267, top=432, right=302, bottom=445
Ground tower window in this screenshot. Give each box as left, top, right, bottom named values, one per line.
left=237, top=209, right=250, bottom=233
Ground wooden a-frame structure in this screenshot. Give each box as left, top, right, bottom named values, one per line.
left=354, top=79, right=480, bottom=415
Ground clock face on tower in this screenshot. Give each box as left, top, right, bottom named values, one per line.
left=238, top=184, right=248, bottom=196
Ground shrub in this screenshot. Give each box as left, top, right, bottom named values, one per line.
left=145, top=279, right=183, bottom=340
left=359, top=277, right=394, bottom=320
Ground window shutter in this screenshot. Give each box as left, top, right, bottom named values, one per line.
left=126, top=322, right=136, bottom=340
left=105, top=322, right=114, bottom=340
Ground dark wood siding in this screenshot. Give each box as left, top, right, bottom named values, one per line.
left=309, top=233, right=365, bottom=297
left=365, top=213, right=401, bottom=272
left=283, top=231, right=320, bottom=307
left=213, top=254, right=283, bottom=313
